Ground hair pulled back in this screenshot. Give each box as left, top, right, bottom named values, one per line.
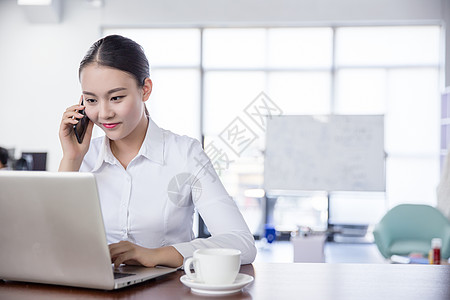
left=79, top=35, right=150, bottom=87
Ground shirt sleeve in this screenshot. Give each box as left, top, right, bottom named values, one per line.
left=171, top=140, right=257, bottom=265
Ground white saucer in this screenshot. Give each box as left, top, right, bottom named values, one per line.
left=180, top=273, right=254, bottom=296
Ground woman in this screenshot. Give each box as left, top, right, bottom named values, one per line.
left=59, top=35, right=256, bottom=268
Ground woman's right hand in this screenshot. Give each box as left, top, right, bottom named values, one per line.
left=58, top=96, right=94, bottom=171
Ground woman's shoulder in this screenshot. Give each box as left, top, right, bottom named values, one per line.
left=88, top=135, right=105, bottom=152
left=160, top=129, right=205, bottom=162
left=162, top=129, right=202, bottom=150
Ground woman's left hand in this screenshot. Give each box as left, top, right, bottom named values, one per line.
left=109, top=241, right=157, bottom=268
left=108, top=241, right=183, bottom=268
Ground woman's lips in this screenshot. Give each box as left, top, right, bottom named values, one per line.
left=102, top=123, right=119, bottom=129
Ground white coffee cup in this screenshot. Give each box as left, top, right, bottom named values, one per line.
left=184, top=248, right=241, bottom=285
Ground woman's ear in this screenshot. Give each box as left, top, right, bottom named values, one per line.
left=142, top=78, right=152, bottom=102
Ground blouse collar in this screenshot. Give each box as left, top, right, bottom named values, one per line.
left=92, top=117, right=165, bottom=171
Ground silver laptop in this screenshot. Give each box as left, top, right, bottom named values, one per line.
left=0, top=171, right=177, bottom=290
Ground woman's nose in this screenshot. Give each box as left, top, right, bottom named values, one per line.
left=98, top=101, right=114, bottom=119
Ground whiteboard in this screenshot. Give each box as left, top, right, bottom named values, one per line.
left=264, top=115, right=385, bottom=192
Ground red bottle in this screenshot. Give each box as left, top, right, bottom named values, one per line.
left=431, top=238, right=442, bottom=265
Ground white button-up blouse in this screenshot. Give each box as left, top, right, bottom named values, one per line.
left=80, top=118, right=256, bottom=264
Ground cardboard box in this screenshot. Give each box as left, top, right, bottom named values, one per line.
left=292, top=234, right=326, bottom=263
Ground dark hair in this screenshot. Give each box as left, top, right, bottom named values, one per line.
left=0, top=147, right=8, bottom=166
left=79, top=35, right=150, bottom=87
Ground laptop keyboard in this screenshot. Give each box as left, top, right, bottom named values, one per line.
left=114, top=272, right=135, bottom=279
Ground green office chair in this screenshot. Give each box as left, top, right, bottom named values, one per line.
left=373, top=204, right=450, bottom=259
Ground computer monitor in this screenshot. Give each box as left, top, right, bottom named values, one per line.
left=20, top=152, right=47, bottom=171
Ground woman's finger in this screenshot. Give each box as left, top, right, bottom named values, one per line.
left=61, top=109, right=85, bottom=124
left=65, top=104, right=84, bottom=113
left=109, top=241, right=132, bottom=258
left=112, top=249, right=140, bottom=268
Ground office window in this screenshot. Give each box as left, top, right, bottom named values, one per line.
left=103, top=25, right=442, bottom=236
left=335, top=69, right=387, bottom=114
left=203, top=29, right=266, bottom=69
left=267, top=28, right=333, bottom=68
left=203, top=71, right=266, bottom=135
left=334, top=26, right=441, bottom=215
left=268, top=72, right=331, bottom=114
left=335, top=26, right=440, bottom=66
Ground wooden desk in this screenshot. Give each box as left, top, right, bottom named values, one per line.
left=1, top=263, right=449, bottom=300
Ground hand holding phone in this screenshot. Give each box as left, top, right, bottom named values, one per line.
left=73, top=99, right=90, bottom=144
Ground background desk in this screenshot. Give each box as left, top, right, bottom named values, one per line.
left=1, top=263, right=449, bottom=300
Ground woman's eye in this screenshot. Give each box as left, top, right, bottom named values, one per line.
left=111, top=96, right=124, bottom=101
left=85, top=98, right=96, bottom=104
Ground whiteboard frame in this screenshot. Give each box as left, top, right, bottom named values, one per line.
left=263, top=115, right=386, bottom=192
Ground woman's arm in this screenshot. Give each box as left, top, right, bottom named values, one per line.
left=58, top=156, right=86, bottom=172
left=171, top=141, right=257, bottom=264
left=172, top=196, right=257, bottom=265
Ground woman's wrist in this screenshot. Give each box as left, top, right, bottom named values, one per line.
left=155, top=246, right=184, bottom=268
left=58, top=156, right=83, bottom=172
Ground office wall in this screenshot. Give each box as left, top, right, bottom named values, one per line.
left=0, top=0, right=448, bottom=171
left=445, top=0, right=450, bottom=89
left=0, top=0, right=101, bottom=171
left=102, top=0, right=444, bottom=26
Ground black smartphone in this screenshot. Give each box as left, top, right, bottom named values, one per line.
left=73, top=100, right=89, bottom=144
